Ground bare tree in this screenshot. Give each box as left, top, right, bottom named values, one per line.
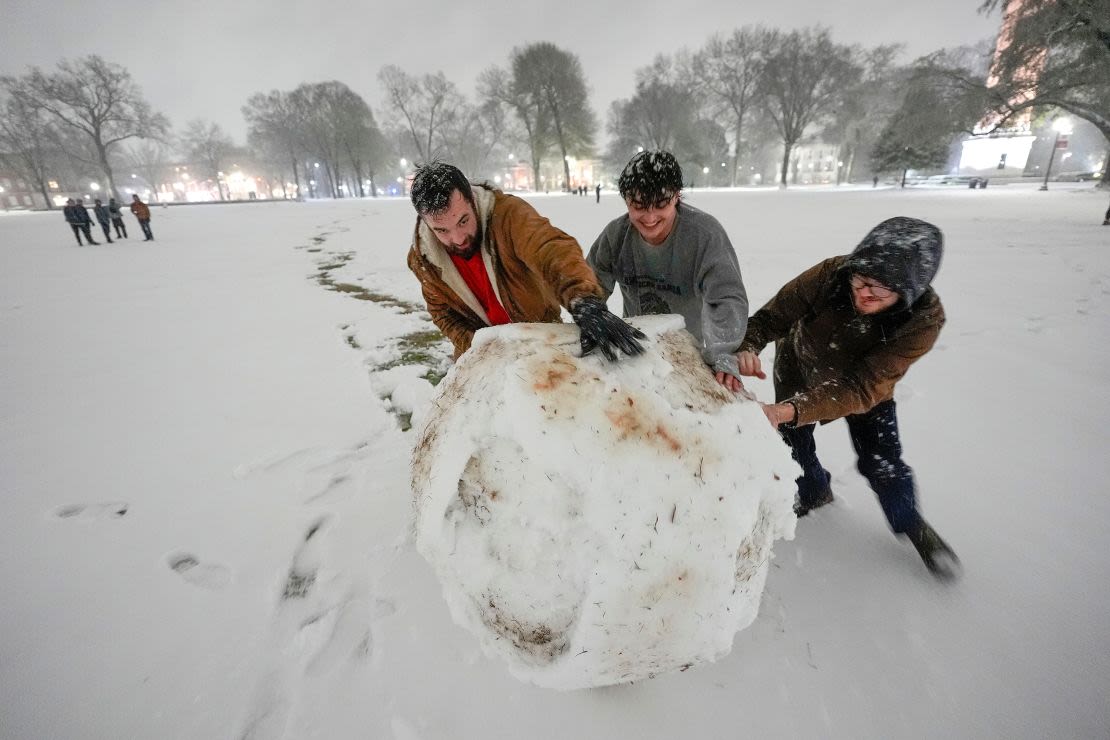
left=287, top=81, right=382, bottom=199
left=438, top=98, right=514, bottom=181
left=180, top=119, right=236, bottom=200
left=608, top=55, right=700, bottom=158
left=3, top=56, right=168, bottom=199
left=511, top=42, right=597, bottom=191
left=378, top=66, right=458, bottom=163
left=0, top=84, right=61, bottom=208
left=759, top=28, right=863, bottom=187
left=821, top=44, right=907, bottom=183
left=331, top=90, right=386, bottom=197
left=479, top=64, right=549, bottom=188
left=693, top=28, right=769, bottom=186
left=243, top=90, right=306, bottom=197
left=123, top=140, right=174, bottom=199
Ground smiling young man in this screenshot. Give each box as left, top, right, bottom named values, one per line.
left=406, top=161, right=645, bottom=361
left=737, top=217, right=958, bottom=579
left=586, top=151, right=749, bottom=391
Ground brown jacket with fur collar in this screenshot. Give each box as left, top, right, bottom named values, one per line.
left=407, top=184, right=603, bottom=359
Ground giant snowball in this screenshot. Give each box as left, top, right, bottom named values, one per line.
left=411, top=315, right=798, bottom=689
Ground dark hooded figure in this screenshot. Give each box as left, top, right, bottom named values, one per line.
left=737, top=217, right=959, bottom=579
left=92, top=199, right=114, bottom=243
left=72, top=198, right=99, bottom=245
left=63, top=198, right=83, bottom=245
left=108, top=197, right=127, bottom=238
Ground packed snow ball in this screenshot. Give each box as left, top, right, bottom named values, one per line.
left=411, top=316, right=799, bottom=689
left=410, top=161, right=474, bottom=216
left=619, top=150, right=684, bottom=206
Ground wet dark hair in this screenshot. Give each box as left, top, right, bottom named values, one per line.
left=410, top=161, right=474, bottom=216
left=618, top=150, right=683, bottom=207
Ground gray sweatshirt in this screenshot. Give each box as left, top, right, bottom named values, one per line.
left=587, top=202, right=748, bottom=377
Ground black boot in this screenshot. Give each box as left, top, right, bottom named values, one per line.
left=794, top=486, right=834, bottom=517
left=906, top=519, right=961, bottom=580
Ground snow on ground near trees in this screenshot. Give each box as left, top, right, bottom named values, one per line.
left=1, top=184, right=1108, bottom=739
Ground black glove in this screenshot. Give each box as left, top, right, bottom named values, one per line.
left=569, top=295, right=647, bottom=361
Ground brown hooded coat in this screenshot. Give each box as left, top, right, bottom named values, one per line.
left=407, top=184, right=603, bottom=359
left=740, top=256, right=945, bottom=427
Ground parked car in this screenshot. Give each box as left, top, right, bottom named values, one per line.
left=1054, top=171, right=1102, bottom=182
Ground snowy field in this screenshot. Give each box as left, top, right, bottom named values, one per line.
left=1, top=184, right=1108, bottom=740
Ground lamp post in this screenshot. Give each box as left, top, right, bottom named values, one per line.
left=1039, top=118, right=1073, bottom=191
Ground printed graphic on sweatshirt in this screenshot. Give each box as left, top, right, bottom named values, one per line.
left=623, top=273, right=684, bottom=315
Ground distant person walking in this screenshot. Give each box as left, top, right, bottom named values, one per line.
left=130, top=194, right=154, bottom=241
left=595, top=183, right=601, bottom=203
left=92, top=199, right=114, bottom=243
left=108, top=197, right=128, bottom=238
left=1102, top=194, right=1109, bottom=226
left=72, top=198, right=99, bottom=245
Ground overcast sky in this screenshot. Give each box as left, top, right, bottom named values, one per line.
left=1, top=0, right=999, bottom=146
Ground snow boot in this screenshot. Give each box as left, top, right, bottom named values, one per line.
left=906, top=519, right=961, bottom=580
left=794, top=486, right=834, bottom=517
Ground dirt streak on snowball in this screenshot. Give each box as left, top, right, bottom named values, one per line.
left=411, top=315, right=798, bottom=690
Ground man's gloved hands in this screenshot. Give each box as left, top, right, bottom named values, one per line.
left=570, top=295, right=647, bottom=361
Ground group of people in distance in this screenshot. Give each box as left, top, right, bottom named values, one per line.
left=406, top=152, right=960, bottom=580
left=63, top=193, right=154, bottom=246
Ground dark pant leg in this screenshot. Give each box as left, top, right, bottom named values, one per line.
left=845, top=399, right=919, bottom=533
left=779, top=424, right=832, bottom=506
left=81, top=223, right=95, bottom=242
left=140, top=219, right=153, bottom=239
left=113, top=219, right=127, bottom=237
left=70, top=224, right=83, bottom=244
left=100, top=222, right=112, bottom=241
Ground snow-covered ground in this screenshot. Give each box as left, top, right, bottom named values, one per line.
left=1, top=184, right=1108, bottom=739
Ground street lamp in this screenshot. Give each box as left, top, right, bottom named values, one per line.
left=1039, top=117, right=1073, bottom=191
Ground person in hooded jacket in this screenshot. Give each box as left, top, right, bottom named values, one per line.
left=108, top=198, right=128, bottom=238
left=736, top=216, right=959, bottom=579
left=72, top=198, right=99, bottom=245
left=92, top=199, right=114, bottom=243
left=62, top=198, right=84, bottom=245
left=407, top=161, right=645, bottom=363
left=130, top=194, right=154, bottom=240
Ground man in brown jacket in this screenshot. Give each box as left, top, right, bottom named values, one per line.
left=737, top=217, right=958, bottom=579
left=130, top=194, right=154, bottom=241
left=407, top=162, right=644, bottom=361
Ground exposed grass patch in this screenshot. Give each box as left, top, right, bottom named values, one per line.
left=377, top=330, right=449, bottom=373
left=302, top=239, right=451, bottom=429
left=397, top=412, right=414, bottom=432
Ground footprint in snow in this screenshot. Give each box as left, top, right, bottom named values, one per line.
left=281, top=516, right=328, bottom=601
left=168, top=553, right=232, bottom=590
left=54, top=502, right=129, bottom=520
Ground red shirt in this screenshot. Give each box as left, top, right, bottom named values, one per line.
left=449, top=251, right=511, bottom=325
